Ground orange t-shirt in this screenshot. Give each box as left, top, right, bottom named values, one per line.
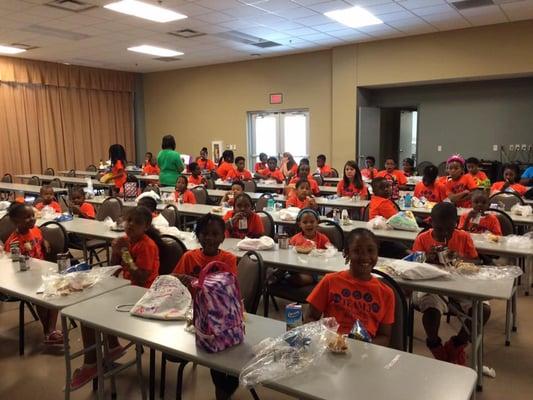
left=289, top=232, right=331, bottom=249
left=35, top=201, right=62, bottom=213
left=289, top=176, right=320, bottom=195
left=259, top=168, right=285, bottom=183
left=490, top=181, right=527, bottom=196
left=307, top=271, right=395, bottom=336
left=5, top=227, right=44, bottom=259
left=79, top=202, right=96, bottom=219
left=361, top=168, right=378, bottom=180
left=188, top=175, right=206, bottom=186
left=174, top=190, right=196, bottom=204
left=286, top=194, right=315, bottom=209
left=112, top=160, right=127, bottom=189
left=317, top=165, right=332, bottom=176
left=336, top=180, right=368, bottom=198
left=459, top=213, right=502, bottom=235
left=469, top=171, right=489, bottom=187
left=376, top=169, right=407, bottom=186
left=254, top=162, right=267, bottom=173
left=216, top=162, right=236, bottom=180
left=227, top=168, right=253, bottom=181
left=414, top=181, right=447, bottom=203
left=121, top=234, right=159, bottom=288
left=143, top=163, right=160, bottom=175
left=444, top=174, right=477, bottom=208
left=283, top=163, right=298, bottom=178
left=174, top=248, right=237, bottom=277
left=369, top=196, right=397, bottom=220
left=436, top=176, right=448, bottom=185
left=412, top=229, right=478, bottom=259
left=196, top=158, right=216, bottom=171
left=223, top=210, right=264, bottom=239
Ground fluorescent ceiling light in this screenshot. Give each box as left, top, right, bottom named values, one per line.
left=324, top=6, right=382, bottom=28
left=128, top=45, right=183, bottom=57
left=104, top=0, right=187, bottom=23
left=0, top=45, right=26, bottom=54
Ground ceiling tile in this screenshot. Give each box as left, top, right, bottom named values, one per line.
left=285, top=26, right=320, bottom=35
left=397, top=0, right=446, bottom=10
left=501, top=0, right=533, bottom=21
left=274, top=6, right=319, bottom=19
left=221, top=5, right=270, bottom=17
left=378, top=10, right=416, bottom=21
left=253, top=0, right=301, bottom=12
left=172, top=2, right=214, bottom=16
left=459, top=5, right=508, bottom=26
left=363, top=2, right=406, bottom=15
left=313, top=21, right=351, bottom=32
left=411, top=3, right=455, bottom=16
left=307, top=1, right=353, bottom=13
left=195, top=0, right=243, bottom=11
left=294, top=13, right=335, bottom=26
left=423, top=12, right=471, bottom=30
left=195, top=11, right=237, bottom=23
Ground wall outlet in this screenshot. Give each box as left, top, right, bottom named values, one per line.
left=493, top=145, right=498, bottom=151
left=521, top=144, right=527, bottom=151
left=437, top=145, right=442, bottom=152
left=515, top=144, right=520, bottom=151
left=509, top=144, right=514, bottom=151
left=529, top=145, right=533, bottom=151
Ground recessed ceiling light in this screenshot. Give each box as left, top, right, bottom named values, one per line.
left=128, top=45, right=183, bottom=57
left=0, top=45, right=26, bottom=54
left=324, top=6, right=382, bottom=28
left=104, top=0, right=187, bottom=23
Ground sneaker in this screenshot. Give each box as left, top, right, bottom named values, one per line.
left=429, top=344, right=448, bottom=362
left=108, top=344, right=127, bottom=362
left=444, top=339, right=467, bottom=365
left=44, top=330, right=64, bottom=345
left=70, top=364, right=97, bottom=390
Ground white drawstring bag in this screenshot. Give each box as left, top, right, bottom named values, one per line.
left=130, top=275, right=192, bottom=320
left=237, top=236, right=276, bottom=251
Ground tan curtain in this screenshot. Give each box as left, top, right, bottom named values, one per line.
left=0, top=56, right=136, bottom=176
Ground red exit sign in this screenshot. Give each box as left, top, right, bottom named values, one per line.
left=270, top=93, right=283, bottom=104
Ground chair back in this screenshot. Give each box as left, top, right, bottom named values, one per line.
left=317, top=219, right=345, bottom=250
left=86, top=164, right=97, bottom=172
left=437, top=161, right=447, bottom=177
left=161, top=205, right=178, bottom=227
left=123, top=181, right=138, bottom=201
left=143, top=184, right=160, bottom=195
left=416, top=161, right=433, bottom=176
left=2, top=173, right=13, bottom=183
left=243, top=179, right=257, bottom=193
left=210, top=170, right=219, bottom=181
left=489, top=191, right=524, bottom=211
left=362, top=204, right=370, bottom=222
left=255, top=193, right=273, bottom=212
left=96, top=196, right=123, bottom=221
left=330, top=168, right=339, bottom=178
left=58, top=194, right=70, bottom=213
left=158, top=234, right=187, bottom=275
left=371, top=269, right=408, bottom=351
left=257, top=211, right=275, bottom=238
left=191, top=186, right=208, bottom=204
left=237, top=251, right=263, bottom=314
left=40, top=221, right=69, bottom=262
left=313, top=174, right=324, bottom=186
left=206, top=178, right=215, bottom=190
left=66, top=169, right=76, bottom=177
left=0, top=214, right=16, bottom=243
left=28, top=176, right=41, bottom=186
left=485, top=209, right=515, bottom=236
left=44, top=168, right=55, bottom=176
left=49, top=178, right=63, bottom=188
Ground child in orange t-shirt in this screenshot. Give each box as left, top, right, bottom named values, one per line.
left=458, top=191, right=502, bottom=235
left=466, top=157, right=490, bottom=188
left=188, top=162, right=207, bottom=186
left=142, top=152, right=160, bottom=175
left=4, top=203, right=62, bottom=346
left=307, top=228, right=395, bottom=346
left=220, top=181, right=244, bottom=207
left=109, top=144, right=127, bottom=191
left=286, top=180, right=318, bottom=210
left=316, top=154, right=333, bottom=177
left=227, top=156, right=253, bottom=181
left=444, top=155, right=477, bottom=208
left=288, top=164, right=320, bottom=195
left=402, top=157, right=415, bottom=177
left=216, top=150, right=236, bottom=180
left=174, top=176, right=196, bottom=204
left=411, top=202, right=487, bottom=366
left=223, top=193, right=264, bottom=239
left=196, top=147, right=216, bottom=171
left=35, top=185, right=62, bottom=213
left=289, top=208, right=330, bottom=249
left=361, top=156, right=378, bottom=180
left=414, top=165, right=447, bottom=203
left=490, top=163, right=528, bottom=196
left=376, top=158, right=408, bottom=186
left=70, top=187, right=96, bottom=219
left=255, top=157, right=285, bottom=183
left=369, top=178, right=398, bottom=220
left=254, top=153, right=268, bottom=173
left=336, top=160, right=368, bottom=198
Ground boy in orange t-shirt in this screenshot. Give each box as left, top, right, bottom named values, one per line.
left=444, top=155, right=478, bottom=208
left=376, top=158, right=408, bottom=186
left=142, top=152, right=160, bottom=175
left=414, top=165, right=447, bottom=203
left=254, top=153, right=268, bottom=173
left=490, top=163, right=527, bottom=196
left=35, top=185, right=62, bottom=213
left=255, top=157, right=285, bottom=183
left=227, top=156, right=253, bottom=181
left=216, top=150, right=236, bottom=180
left=286, top=180, right=319, bottom=210
left=466, top=157, right=490, bottom=188
left=411, top=202, right=488, bottom=366
left=196, top=147, right=216, bottom=171
left=223, top=193, right=264, bottom=239
left=188, top=162, right=207, bottom=186
left=174, top=176, right=196, bottom=204
left=70, top=187, right=96, bottom=219
left=458, top=191, right=502, bottom=235
left=361, top=156, right=378, bottom=180
left=288, top=164, right=320, bottom=195
left=369, top=178, right=398, bottom=220
left=307, top=228, right=395, bottom=346
left=316, top=154, right=333, bottom=177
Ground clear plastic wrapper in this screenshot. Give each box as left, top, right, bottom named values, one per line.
left=239, top=318, right=338, bottom=388
left=308, top=243, right=337, bottom=258
left=504, top=233, right=533, bottom=249
left=40, top=266, right=121, bottom=297
left=387, top=211, right=419, bottom=231
left=278, top=207, right=301, bottom=221
left=449, top=265, right=523, bottom=280
left=510, top=203, right=532, bottom=217
left=367, top=216, right=391, bottom=230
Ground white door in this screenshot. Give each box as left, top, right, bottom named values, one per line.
left=358, top=106, right=381, bottom=168
left=398, top=110, right=418, bottom=163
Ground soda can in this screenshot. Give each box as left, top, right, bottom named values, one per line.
left=278, top=234, right=289, bottom=249
left=19, top=255, right=29, bottom=272
left=57, top=253, right=70, bottom=273
left=285, top=303, right=303, bottom=331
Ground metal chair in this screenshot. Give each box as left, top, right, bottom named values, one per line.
left=40, top=221, right=69, bottom=263
left=58, top=194, right=70, bottom=213
left=43, top=168, right=55, bottom=176
left=489, top=191, right=524, bottom=211
left=1, top=173, right=13, bottom=199
left=49, top=178, right=63, bottom=188
left=2, top=173, right=13, bottom=183
left=362, top=204, right=370, bottom=222
left=257, top=211, right=275, bottom=238
left=143, top=184, right=160, bottom=195
left=0, top=214, right=16, bottom=243
left=157, top=234, right=187, bottom=275
left=205, top=177, right=215, bottom=190
left=416, top=161, right=433, bottom=176
left=255, top=193, right=273, bottom=212
left=161, top=205, right=178, bottom=227
left=28, top=176, right=41, bottom=186
left=317, top=219, right=345, bottom=251
left=191, top=186, right=208, bottom=204
left=313, top=174, right=324, bottom=186
left=485, top=209, right=515, bottom=236
left=86, top=164, right=97, bottom=172
left=96, top=196, right=123, bottom=222
left=330, top=168, right=339, bottom=178
left=243, top=179, right=257, bottom=192
left=437, top=161, right=447, bottom=177
left=66, top=169, right=76, bottom=177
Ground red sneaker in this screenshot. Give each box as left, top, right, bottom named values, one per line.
left=108, top=344, right=127, bottom=362
left=44, top=330, right=64, bottom=345
left=70, top=364, right=97, bottom=390
left=444, top=339, right=467, bottom=365
left=429, top=344, right=448, bottom=362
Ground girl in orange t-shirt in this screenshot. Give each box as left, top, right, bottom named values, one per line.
left=174, top=176, right=196, bottom=204
left=216, top=150, right=236, bottom=180
left=490, top=163, right=527, bottom=197
left=361, top=156, right=378, bottom=180
left=196, top=147, right=216, bottom=171
left=109, top=144, right=127, bottom=191
left=286, top=180, right=318, bottom=210
left=414, top=165, right=447, bottom=203
left=254, top=153, right=268, bottom=173
left=444, top=154, right=477, bottom=208
left=336, top=160, right=368, bottom=198
left=227, top=156, right=253, bottom=181
left=402, top=157, right=415, bottom=177
left=458, top=192, right=502, bottom=235
left=35, top=185, right=62, bottom=213
left=223, top=193, right=264, bottom=239
left=188, top=162, right=207, bottom=186
left=142, top=152, right=160, bottom=175
left=466, top=157, right=490, bottom=188
left=280, top=152, right=298, bottom=179
left=288, top=164, right=320, bottom=195
left=376, top=159, right=408, bottom=186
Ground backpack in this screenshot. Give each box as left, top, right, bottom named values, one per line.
left=385, top=173, right=400, bottom=200
left=193, top=261, right=244, bottom=353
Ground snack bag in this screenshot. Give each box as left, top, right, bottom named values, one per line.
left=348, top=320, right=372, bottom=343
left=387, top=211, right=419, bottom=231
left=99, top=172, right=114, bottom=183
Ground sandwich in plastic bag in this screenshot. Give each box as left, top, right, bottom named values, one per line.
left=387, top=211, right=419, bottom=231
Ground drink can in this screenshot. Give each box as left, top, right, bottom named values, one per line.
left=19, top=255, right=29, bottom=271
left=332, top=209, right=339, bottom=223
left=10, top=242, right=21, bottom=261
left=285, top=303, right=303, bottom=331
left=57, top=253, right=70, bottom=273
left=278, top=234, right=289, bottom=249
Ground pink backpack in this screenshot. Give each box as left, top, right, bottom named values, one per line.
left=193, top=261, right=244, bottom=353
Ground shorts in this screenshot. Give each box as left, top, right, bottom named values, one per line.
left=414, top=292, right=489, bottom=315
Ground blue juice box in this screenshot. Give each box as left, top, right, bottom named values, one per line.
left=285, top=303, right=303, bottom=331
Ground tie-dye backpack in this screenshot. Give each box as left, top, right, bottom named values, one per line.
left=194, top=261, right=244, bottom=353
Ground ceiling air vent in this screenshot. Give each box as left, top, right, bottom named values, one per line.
left=451, top=0, right=494, bottom=10
left=168, top=29, right=205, bottom=38
left=10, top=43, right=39, bottom=51
left=153, top=57, right=182, bottom=62
left=46, top=0, right=97, bottom=12
left=22, top=25, right=90, bottom=41
left=216, top=31, right=281, bottom=48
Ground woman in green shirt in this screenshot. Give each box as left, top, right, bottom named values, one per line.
left=157, top=135, right=184, bottom=186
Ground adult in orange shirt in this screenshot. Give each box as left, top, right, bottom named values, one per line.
left=444, top=154, right=477, bottom=208
left=254, top=153, right=268, bottom=173
left=109, top=144, right=127, bottom=192
left=34, top=185, right=62, bottom=213
left=368, top=178, right=398, bottom=220
left=70, top=187, right=96, bottom=219
left=414, top=165, right=447, bottom=203
left=336, top=160, right=368, bottom=198
left=255, top=157, right=285, bottom=183
left=458, top=191, right=502, bottom=235
left=196, top=147, right=216, bottom=171
left=227, top=156, right=253, bottom=181
left=223, top=193, right=264, bottom=239
left=307, top=228, right=395, bottom=345
left=174, top=176, right=196, bottom=204
left=280, top=152, right=298, bottom=179
left=316, top=154, right=333, bottom=177
left=376, top=158, right=408, bottom=186
left=188, top=162, right=207, bottom=186
left=142, top=152, right=160, bottom=175
left=289, top=164, right=320, bottom=195
left=466, top=157, right=490, bottom=188
left=216, top=150, right=236, bottom=181
left=490, top=163, right=528, bottom=196
left=361, top=156, right=378, bottom=180
left=286, top=180, right=319, bottom=210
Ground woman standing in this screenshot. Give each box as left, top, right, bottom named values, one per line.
left=157, top=135, right=184, bottom=187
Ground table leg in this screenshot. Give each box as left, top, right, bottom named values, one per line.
left=526, top=256, right=532, bottom=296
left=62, top=316, right=72, bottom=400
left=476, top=301, right=483, bottom=392
left=149, top=348, right=155, bottom=400
left=95, top=330, right=105, bottom=400
left=82, top=238, right=88, bottom=264
left=470, top=300, right=483, bottom=392
left=19, top=301, right=25, bottom=356
left=136, top=344, right=147, bottom=400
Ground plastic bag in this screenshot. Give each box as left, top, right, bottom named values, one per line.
left=510, top=204, right=532, bottom=217
left=367, top=216, right=390, bottom=230
left=239, top=318, right=338, bottom=388
left=382, top=260, right=451, bottom=280
left=103, top=216, right=115, bottom=228
left=136, top=190, right=161, bottom=203
left=504, top=233, right=533, bottom=249
left=99, top=172, right=114, bottom=183
left=130, top=275, right=192, bottom=320
left=279, top=207, right=300, bottom=221
left=40, top=205, right=57, bottom=220
left=451, top=265, right=523, bottom=280
left=41, top=266, right=121, bottom=297
left=237, top=236, right=275, bottom=251
left=308, top=243, right=337, bottom=258
left=387, top=211, right=419, bottom=231
left=0, top=201, right=10, bottom=211
left=152, top=213, right=169, bottom=229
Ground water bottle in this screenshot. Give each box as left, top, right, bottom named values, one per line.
left=267, top=198, right=275, bottom=211
left=398, top=196, right=405, bottom=210
left=404, top=193, right=412, bottom=208
left=333, top=209, right=340, bottom=223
